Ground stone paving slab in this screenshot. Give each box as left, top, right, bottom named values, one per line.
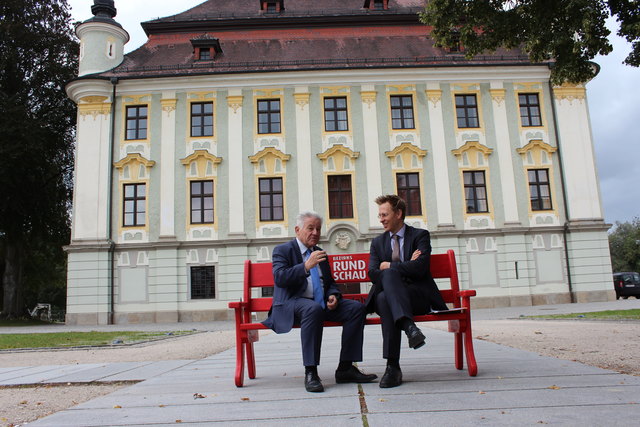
left=366, top=404, right=640, bottom=426
left=0, top=363, right=104, bottom=385
left=38, top=361, right=151, bottom=383
left=24, top=325, right=640, bottom=426
left=91, top=359, right=196, bottom=382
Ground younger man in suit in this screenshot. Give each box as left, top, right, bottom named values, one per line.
left=366, top=195, right=448, bottom=388
left=263, top=211, right=377, bottom=392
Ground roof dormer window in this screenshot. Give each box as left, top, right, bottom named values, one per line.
left=261, top=0, right=284, bottom=13
left=190, top=35, right=222, bottom=61
left=364, top=0, right=388, bottom=10
left=446, top=30, right=463, bottom=54
left=199, top=48, right=211, bottom=60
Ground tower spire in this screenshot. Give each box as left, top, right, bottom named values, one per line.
left=91, top=0, right=117, bottom=19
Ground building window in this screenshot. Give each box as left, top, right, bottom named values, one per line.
left=191, top=102, right=213, bottom=137
left=257, top=99, right=281, bottom=134
left=390, top=95, right=415, bottom=129
left=463, top=171, right=488, bottom=213
left=199, top=48, right=211, bottom=60
left=324, top=97, right=348, bottom=132
left=519, top=93, right=542, bottom=127
left=125, top=105, right=147, bottom=140
left=528, top=169, right=553, bottom=210
left=328, top=175, right=354, bottom=219
left=365, top=0, right=388, bottom=9
left=447, top=31, right=462, bottom=52
left=123, top=183, right=146, bottom=227
left=396, top=173, right=422, bottom=216
left=262, top=0, right=282, bottom=12
left=190, top=265, right=215, bottom=299
left=259, top=177, right=284, bottom=221
left=455, top=94, right=479, bottom=128
left=190, top=180, right=214, bottom=224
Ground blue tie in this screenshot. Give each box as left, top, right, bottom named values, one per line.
left=305, top=249, right=325, bottom=308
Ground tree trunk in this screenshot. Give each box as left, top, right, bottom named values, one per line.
left=2, top=241, right=24, bottom=318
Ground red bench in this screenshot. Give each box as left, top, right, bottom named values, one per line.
left=228, top=249, right=478, bottom=387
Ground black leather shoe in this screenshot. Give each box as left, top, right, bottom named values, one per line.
left=379, top=365, right=402, bottom=388
left=406, top=324, right=426, bottom=349
left=335, top=365, right=378, bottom=383
left=305, top=371, right=324, bottom=392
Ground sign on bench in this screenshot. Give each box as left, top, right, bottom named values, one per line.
left=330, top=253, right=370, bottom=282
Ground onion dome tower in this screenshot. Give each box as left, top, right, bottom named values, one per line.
left=75, top=0, right=129, bottom=76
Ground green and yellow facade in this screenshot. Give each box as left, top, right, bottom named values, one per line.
left=64, top=0, right=613, bottom=325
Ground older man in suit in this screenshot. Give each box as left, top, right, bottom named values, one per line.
left=366, top=195, right=448, bottom=388
left=263, top=211, right=377, bottom=392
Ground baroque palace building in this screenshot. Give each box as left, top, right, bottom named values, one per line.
left=65, top=0, right=613, bottom=325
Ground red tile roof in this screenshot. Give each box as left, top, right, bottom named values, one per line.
left=89, top=0, right=539, bottom=80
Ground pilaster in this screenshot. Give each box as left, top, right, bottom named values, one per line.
left=227, top=93, right=246, bottom=234
left=425, top=85, right=454, bottom=226
left=294, top=89, right=314, bottom=211
left=490, top=84, right=520, bottom=224
left=159, top=96, right=177, bottom=238
left=552, top=85, right=603, bottom=220
left=360, top=87, right=384, bottom=229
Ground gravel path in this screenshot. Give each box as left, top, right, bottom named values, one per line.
left=1, top=317, right=639, bottom=426
left=426, top=318, right=640, bottom=376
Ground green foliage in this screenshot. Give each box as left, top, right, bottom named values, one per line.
left=420, top=0, right=639, bottom=84
left=528, top=309, right=640, bottom=320
left=0, top=0, right=78, bottom=317
left=608, top=217, right=640, bottom=272
left=0, top=331, right=195, bottom=349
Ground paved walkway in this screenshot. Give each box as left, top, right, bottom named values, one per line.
left=1, top=300, right=639, bottom=425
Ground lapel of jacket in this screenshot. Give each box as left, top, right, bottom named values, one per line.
left=402, top=224, right=413, bottom=261
left=291, top=239, right=303, bottom=264
left=382, top=232, right=393, bottom=261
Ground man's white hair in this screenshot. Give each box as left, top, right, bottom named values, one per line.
left=296, top=211, right=323, bottom=228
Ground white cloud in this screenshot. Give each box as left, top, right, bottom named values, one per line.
left=587, top=18, right=640, bottom=225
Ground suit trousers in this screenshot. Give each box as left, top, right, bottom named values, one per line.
left=375, top=269, right=429, bottom=359
left=293, top=297, right=366, bottom=366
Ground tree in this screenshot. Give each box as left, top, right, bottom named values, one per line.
left=420, top=0, right=640, bottom=84
left=0, top=0, right=78, bottom=318
left=609, top=217, right=640, bottom=273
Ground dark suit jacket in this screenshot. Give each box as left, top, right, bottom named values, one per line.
left=365, top=224, right=447, bottom=313
left=262, top=238, right=341, bottom=334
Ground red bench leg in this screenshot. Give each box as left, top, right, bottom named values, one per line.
left=448, top=320, right=464, bottom=370
left=246, top=331, right=258, bottom=379
left=463, top=321, right=478, bottom=377
left=234, top=331, right=246, bottom=387
left=454, top=331, right=463, bottom=370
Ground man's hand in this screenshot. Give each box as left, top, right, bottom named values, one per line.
left=327, top=294, right=338, bottom=310
left=380, top=250, right=420, bottom=269
left=305, top=250, right=327, bottom=271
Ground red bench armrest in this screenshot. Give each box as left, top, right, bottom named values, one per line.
left=229, top=301, right=247, bottom=309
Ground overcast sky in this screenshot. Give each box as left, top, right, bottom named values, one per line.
left=69, top=0, right=640, bottom=227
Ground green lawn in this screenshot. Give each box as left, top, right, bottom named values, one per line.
left=527, top=309, right=640, bottom=321
left=0, top=331, right=194, bottom=350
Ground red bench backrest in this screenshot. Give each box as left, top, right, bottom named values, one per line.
left=243, top=249, right=461, bottom=314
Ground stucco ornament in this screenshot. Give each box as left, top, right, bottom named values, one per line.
left=335, top=232, right=352, bottom=250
